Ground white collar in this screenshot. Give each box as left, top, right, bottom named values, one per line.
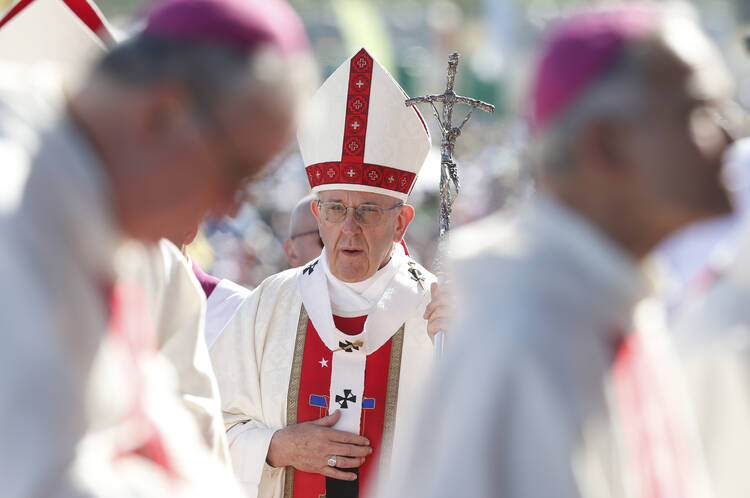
left=298, top=242, right=424, bottom=354
left=322, top=243, right=403, bottom=315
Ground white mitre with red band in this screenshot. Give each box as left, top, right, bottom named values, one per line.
left=297, top=47, right=431, bottom=202
left=0, top=0, right=114, bottom=67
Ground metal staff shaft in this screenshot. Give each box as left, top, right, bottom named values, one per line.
left=406, top=52, right=495, bottom=360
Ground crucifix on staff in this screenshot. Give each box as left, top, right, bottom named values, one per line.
left=406, top=51, right=495, bottom=359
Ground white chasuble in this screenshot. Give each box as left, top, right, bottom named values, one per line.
left=209, top=243, right=435, bottom=498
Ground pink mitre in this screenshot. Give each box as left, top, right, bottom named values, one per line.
left=144, top=0, right=308, bottom=54
left=528, top=4, right=658, bottom=133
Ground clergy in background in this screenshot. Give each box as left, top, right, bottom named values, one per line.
left=209, top=48, right=446, bottom=498
left=386, top=4, right=735, bottom=498
left=284, top=193, right=324, bottom=268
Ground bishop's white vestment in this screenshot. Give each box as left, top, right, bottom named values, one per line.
left=383, top=196, right=711, bottom=498
left=0, top=63, right=240, bottom=497
left=118, top=239, right=231, bottom=465
left=210, top=243, right=436, bottom=497
left=673, top=226, right=750, bottom=498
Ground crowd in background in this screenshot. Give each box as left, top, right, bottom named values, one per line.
left=6, top=0, right=750, bottom=496
left=139, top=0, right=750, bottom=290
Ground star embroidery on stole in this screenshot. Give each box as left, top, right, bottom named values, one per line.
left=319, top=358, right=328, bottom=367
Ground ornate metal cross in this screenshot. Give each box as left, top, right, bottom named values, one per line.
left=405, top=52, right=494, bottom=360
left=405, top=52, right=494, bottom=239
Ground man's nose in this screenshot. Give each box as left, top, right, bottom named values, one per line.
left=341, top=208, right=361, bottom=233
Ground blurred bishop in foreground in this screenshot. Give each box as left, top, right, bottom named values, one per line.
left=0, top=0, right=310, bottom=495
left=387, top=4, right=736, bottom=498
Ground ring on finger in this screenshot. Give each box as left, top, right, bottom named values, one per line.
left=327, top=456, right=337, bottom=467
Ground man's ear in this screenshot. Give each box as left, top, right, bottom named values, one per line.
left=283, top=239, right=297, bottom=267
left=393, top=204, right=415, bottom=243
left=134, top=83, right=192, bottom=140
left=574, top=119, right=629, bottom=176
left=182, top=220, right=201, bottom=248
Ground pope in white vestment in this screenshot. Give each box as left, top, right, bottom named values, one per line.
left=209, top=48, right=440, bottom=498
left=211, top=243, right=435, bottom=497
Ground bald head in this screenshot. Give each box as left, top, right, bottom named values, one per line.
left=289, top=194, right=318, bottom=237
left=283, top=194, right=322, bottom=267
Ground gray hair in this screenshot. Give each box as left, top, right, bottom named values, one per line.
left=94, top=34, right=314, bottom=123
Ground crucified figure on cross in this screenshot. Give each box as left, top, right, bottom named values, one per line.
left=405, top=52, right=495, bottom=238
left=405, top=52, right=494, bottom=360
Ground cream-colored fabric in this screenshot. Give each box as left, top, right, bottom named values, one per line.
left=0, top=64, right=118, bottom=498
left=674, top=226, right=750, bottom=498
left=116, top=240, right=231, bottom=465
left=77, top=241, right=241, bottom=497
left=209, top=257, right=436, bottom=498
left=384, top=196, right=711, bottom=498
left=0, top=0, right=107, bottom=74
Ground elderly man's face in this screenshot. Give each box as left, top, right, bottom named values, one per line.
left=199, top=91, right=295, bottom=218
left=312, top=190, right=414, bottom=282
left=623, top=38, right=734, bottom=224
left=132, top=87, right=293, bottom=243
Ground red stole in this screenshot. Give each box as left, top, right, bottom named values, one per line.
left=613, top=332, right=689, bottom=498
left=107, top=283, right=177, bottom=479
left=292, top=315, right=394, bottom=497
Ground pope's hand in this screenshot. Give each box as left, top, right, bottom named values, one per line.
left=423, top=281, right=452, bottom=340
left=266, top=410, right=372, bottom=480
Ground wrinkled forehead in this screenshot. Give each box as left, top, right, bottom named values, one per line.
left=657, top=16, right=733, bottom=103
left=317, top=189, right=400, bottom=207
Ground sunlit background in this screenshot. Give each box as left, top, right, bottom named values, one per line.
left=5, top=0, right=749, bottom=286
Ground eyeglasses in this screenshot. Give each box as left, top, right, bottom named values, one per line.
left=317, top=200, right=403, bottom=226
left=290, top=229, right=323, bottom=248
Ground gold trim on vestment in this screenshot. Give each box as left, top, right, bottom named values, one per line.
left=283, top=305, right=309, bottom=498
left=379, top=324, right=405, bottom=471
left=283, top=308, right=405, bottom=498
